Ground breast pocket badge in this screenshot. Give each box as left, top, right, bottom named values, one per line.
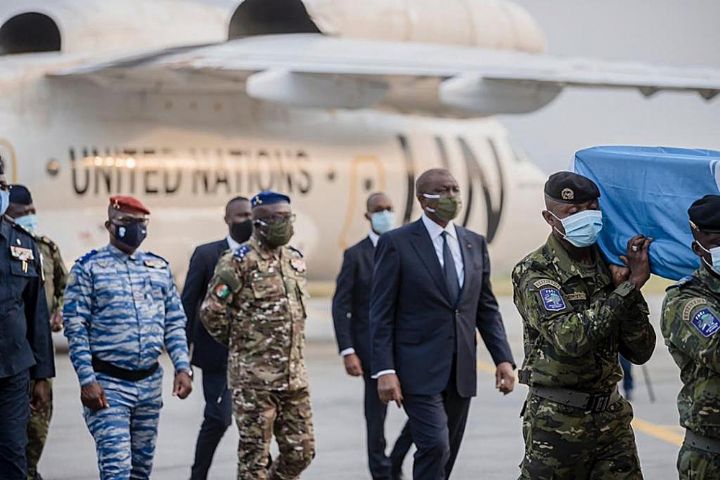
left=540, top=288, right=566, bottom=312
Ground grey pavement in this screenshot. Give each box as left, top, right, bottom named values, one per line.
left=41, top=294, right=683, bottom=479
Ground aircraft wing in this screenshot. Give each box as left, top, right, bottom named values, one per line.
left=51, top=34, right=720, bottom=117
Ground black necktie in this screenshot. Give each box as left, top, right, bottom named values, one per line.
left=441, top=231, right=460, bottom=304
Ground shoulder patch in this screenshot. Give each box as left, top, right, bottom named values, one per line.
left=234, top=244, right=251, bottom=259
left=682, top=298, right=708, bottom=322
left=690, top=307, right=720, bottom=338
left=75, top=249, right=98, bottom=266
left=539, top=288, right=567, bottom=312
left=288, top=245, right=304, bottom=258
left=533, top=279, right=562, bottom=290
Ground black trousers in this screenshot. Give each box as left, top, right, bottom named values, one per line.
left=364, top=375, right=414, bottom=479
left=402, top=374, right=471, bottom=480
left=190, top=370, right=232, bottom=480
left=0, top=370, right=30, bottom=480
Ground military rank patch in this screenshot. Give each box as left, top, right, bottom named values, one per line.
left=234, top=244, right=251, bottom=259
left=533, top=279, right=561, bottom=290
left=214, top=284, right=231, bottom=299
left=690, top=308, right=720, bottom=338
left=539, top=288, right=566, bottom=311
left=290, top=258, right=306, bottom=273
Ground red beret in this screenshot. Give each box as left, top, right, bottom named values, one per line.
left=109, top=195, right=150, bottom=215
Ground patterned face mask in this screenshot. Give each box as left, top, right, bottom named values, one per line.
left=256, top=217, right=294, bottom=248
left=551, top=209, right=603, bottom=248
left=423, top=193, right=462, bottom=222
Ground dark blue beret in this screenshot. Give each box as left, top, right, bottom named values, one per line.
left=544, top=171, right=600, bottom=204
left=251, top=191, right=291, bottom=208
left=8, top=184, right=33, bottom=205
left=689, top=195, right=720, bottom=233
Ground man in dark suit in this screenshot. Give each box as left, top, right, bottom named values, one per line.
left=370, top=169, right=516, bottom=480
left=333, top=192, right=413, bottom=480
left=183, top=196, right=252, bottom=480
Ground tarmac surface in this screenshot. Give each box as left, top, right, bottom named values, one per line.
left=41, top=294, right=685, bottom=479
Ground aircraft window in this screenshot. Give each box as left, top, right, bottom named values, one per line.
left=228, top=0, right=321, bottom=39
left=0, top=12, right=61, bottom=55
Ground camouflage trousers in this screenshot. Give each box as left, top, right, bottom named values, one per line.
left=678, top=443, right=720, bottom=479
left=519, top=393, right=642, bottom=480
left=232, top=387, right=315, bottom=480
left=27, top=379, right=53, bottom=479
left=83, top=371, right=163, bottom=480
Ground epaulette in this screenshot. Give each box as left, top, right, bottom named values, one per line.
left=76, top=249, right=99, bottom=265
left=667, top=275, right=695, bottom=291
left=144, top=252, right=169, bottom=269
left=234, top=244, right=252, bottom=260
left=288, top=245, right=304, bottom=258
left=37, top=235, right=57, bottom=250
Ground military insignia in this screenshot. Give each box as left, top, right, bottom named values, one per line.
left=10, top=246, right=34, bottom=261
left=144, top=259, right=166, bottom=269
left=682, top=298, right=707, bottom=322
left=561, top=188, right=574, bottom=201
left=533, top=279, right=561, bottom=290
left=290, top=258, right=306, bottom=273
left=539, top=288, right=566, bottom=311
left=565, top=292, right=587, bottom=301
left=214, top=284, right=231, bottom=299
left=690, top=308, right=720, bottom=337
left=234, top=244, right=251, bottom=259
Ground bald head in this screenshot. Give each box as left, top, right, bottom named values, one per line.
left=416, top=168, right=456, bottom=196
left=366, top=192, right=392, bottom=213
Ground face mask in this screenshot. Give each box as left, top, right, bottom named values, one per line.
left=257, top=219, right=294, bottom=248
left=423, top=194, right=461, bottom=222
left=0, top=189, right=8, bottom=216
left=230, top=219, right=253, bottom=244
left=370, top=210, right=395, bottom=235
left=113, top=221, right=147, bottom=249
left=696, top=241, right=720, bottom=274
left=551, top=209, right=603, bottom=248
left=14, top=214, right=38, bottom=234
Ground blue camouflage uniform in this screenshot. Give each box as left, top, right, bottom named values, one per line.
left=63, top=244, right=190, bottom=480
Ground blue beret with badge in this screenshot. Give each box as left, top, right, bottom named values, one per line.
left=251, top=191, right=291, bottom=209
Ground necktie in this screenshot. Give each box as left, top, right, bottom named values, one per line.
left=441, top=231, right=460, bottom=304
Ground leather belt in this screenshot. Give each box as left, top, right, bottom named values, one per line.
left=92, top=357, right=159, bottom=382
left=684, top=430, right=720, bottom=454
left=530, top=385, right=620, bottom=413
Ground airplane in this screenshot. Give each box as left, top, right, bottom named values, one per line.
left=1, top=0, right=719, bottom=283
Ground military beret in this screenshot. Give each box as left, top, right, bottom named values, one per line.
left=8, top=185, right=33, bottom=205
left=544, top=171, right=600, bottom=204
left=109, top=195, right=150, bottom=215
left=688, top=195, right=720, bottom=233
left=251, top=191, right=291, bottom=209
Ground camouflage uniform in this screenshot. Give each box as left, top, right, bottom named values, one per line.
left=27, top=235, right=67, bottom=479
left=512, top=234, right=655, bottom=480
left=662, top=267, right=720, bottom=479
left=201, top=236, right=315, bottom=480
left=63, top=244, right=190, bottom=480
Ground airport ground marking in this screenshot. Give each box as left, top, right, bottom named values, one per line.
left=476, top=360, right=683, bottom=447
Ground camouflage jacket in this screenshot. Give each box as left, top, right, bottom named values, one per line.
left=662, top=267, right=720, bottom=439
left=512, top=234, right=655, bottom=393
left=200, top=236, right=309, bottom=391
left=36, top=235, right=67, bottom=317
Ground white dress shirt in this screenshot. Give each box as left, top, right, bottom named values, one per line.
left=373, top=215, right=465, bottom=378
left=340, top=231, right=379, bottom=358
left=226, top=235, right=242, bottom=252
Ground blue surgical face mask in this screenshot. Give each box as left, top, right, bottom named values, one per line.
left=696, top=241, right=720, bottom=274
left=0, top=189, right=8, bottom=216
left=371, top=210, right=395, bottom=235
left=14, top=214, right=38, bottom=234
left=551, top=209, right=603, bottom=248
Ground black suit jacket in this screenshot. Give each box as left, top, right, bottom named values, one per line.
left=182, top=239, right=230, bottom=372
left=370, top=219, right=514, bottom=398
left=332, top=237, right=375, bottom=366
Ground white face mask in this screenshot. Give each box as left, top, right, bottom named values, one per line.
left=370, top=210, right=395, bottom=235
left=696, top=241, right=720, bottom=274
left=550, top=209, right=603, bottom=248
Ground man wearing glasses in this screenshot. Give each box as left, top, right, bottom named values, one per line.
left=63, top=195, right=192, bottom=479
left=201, top=191, right=315, bottom=480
